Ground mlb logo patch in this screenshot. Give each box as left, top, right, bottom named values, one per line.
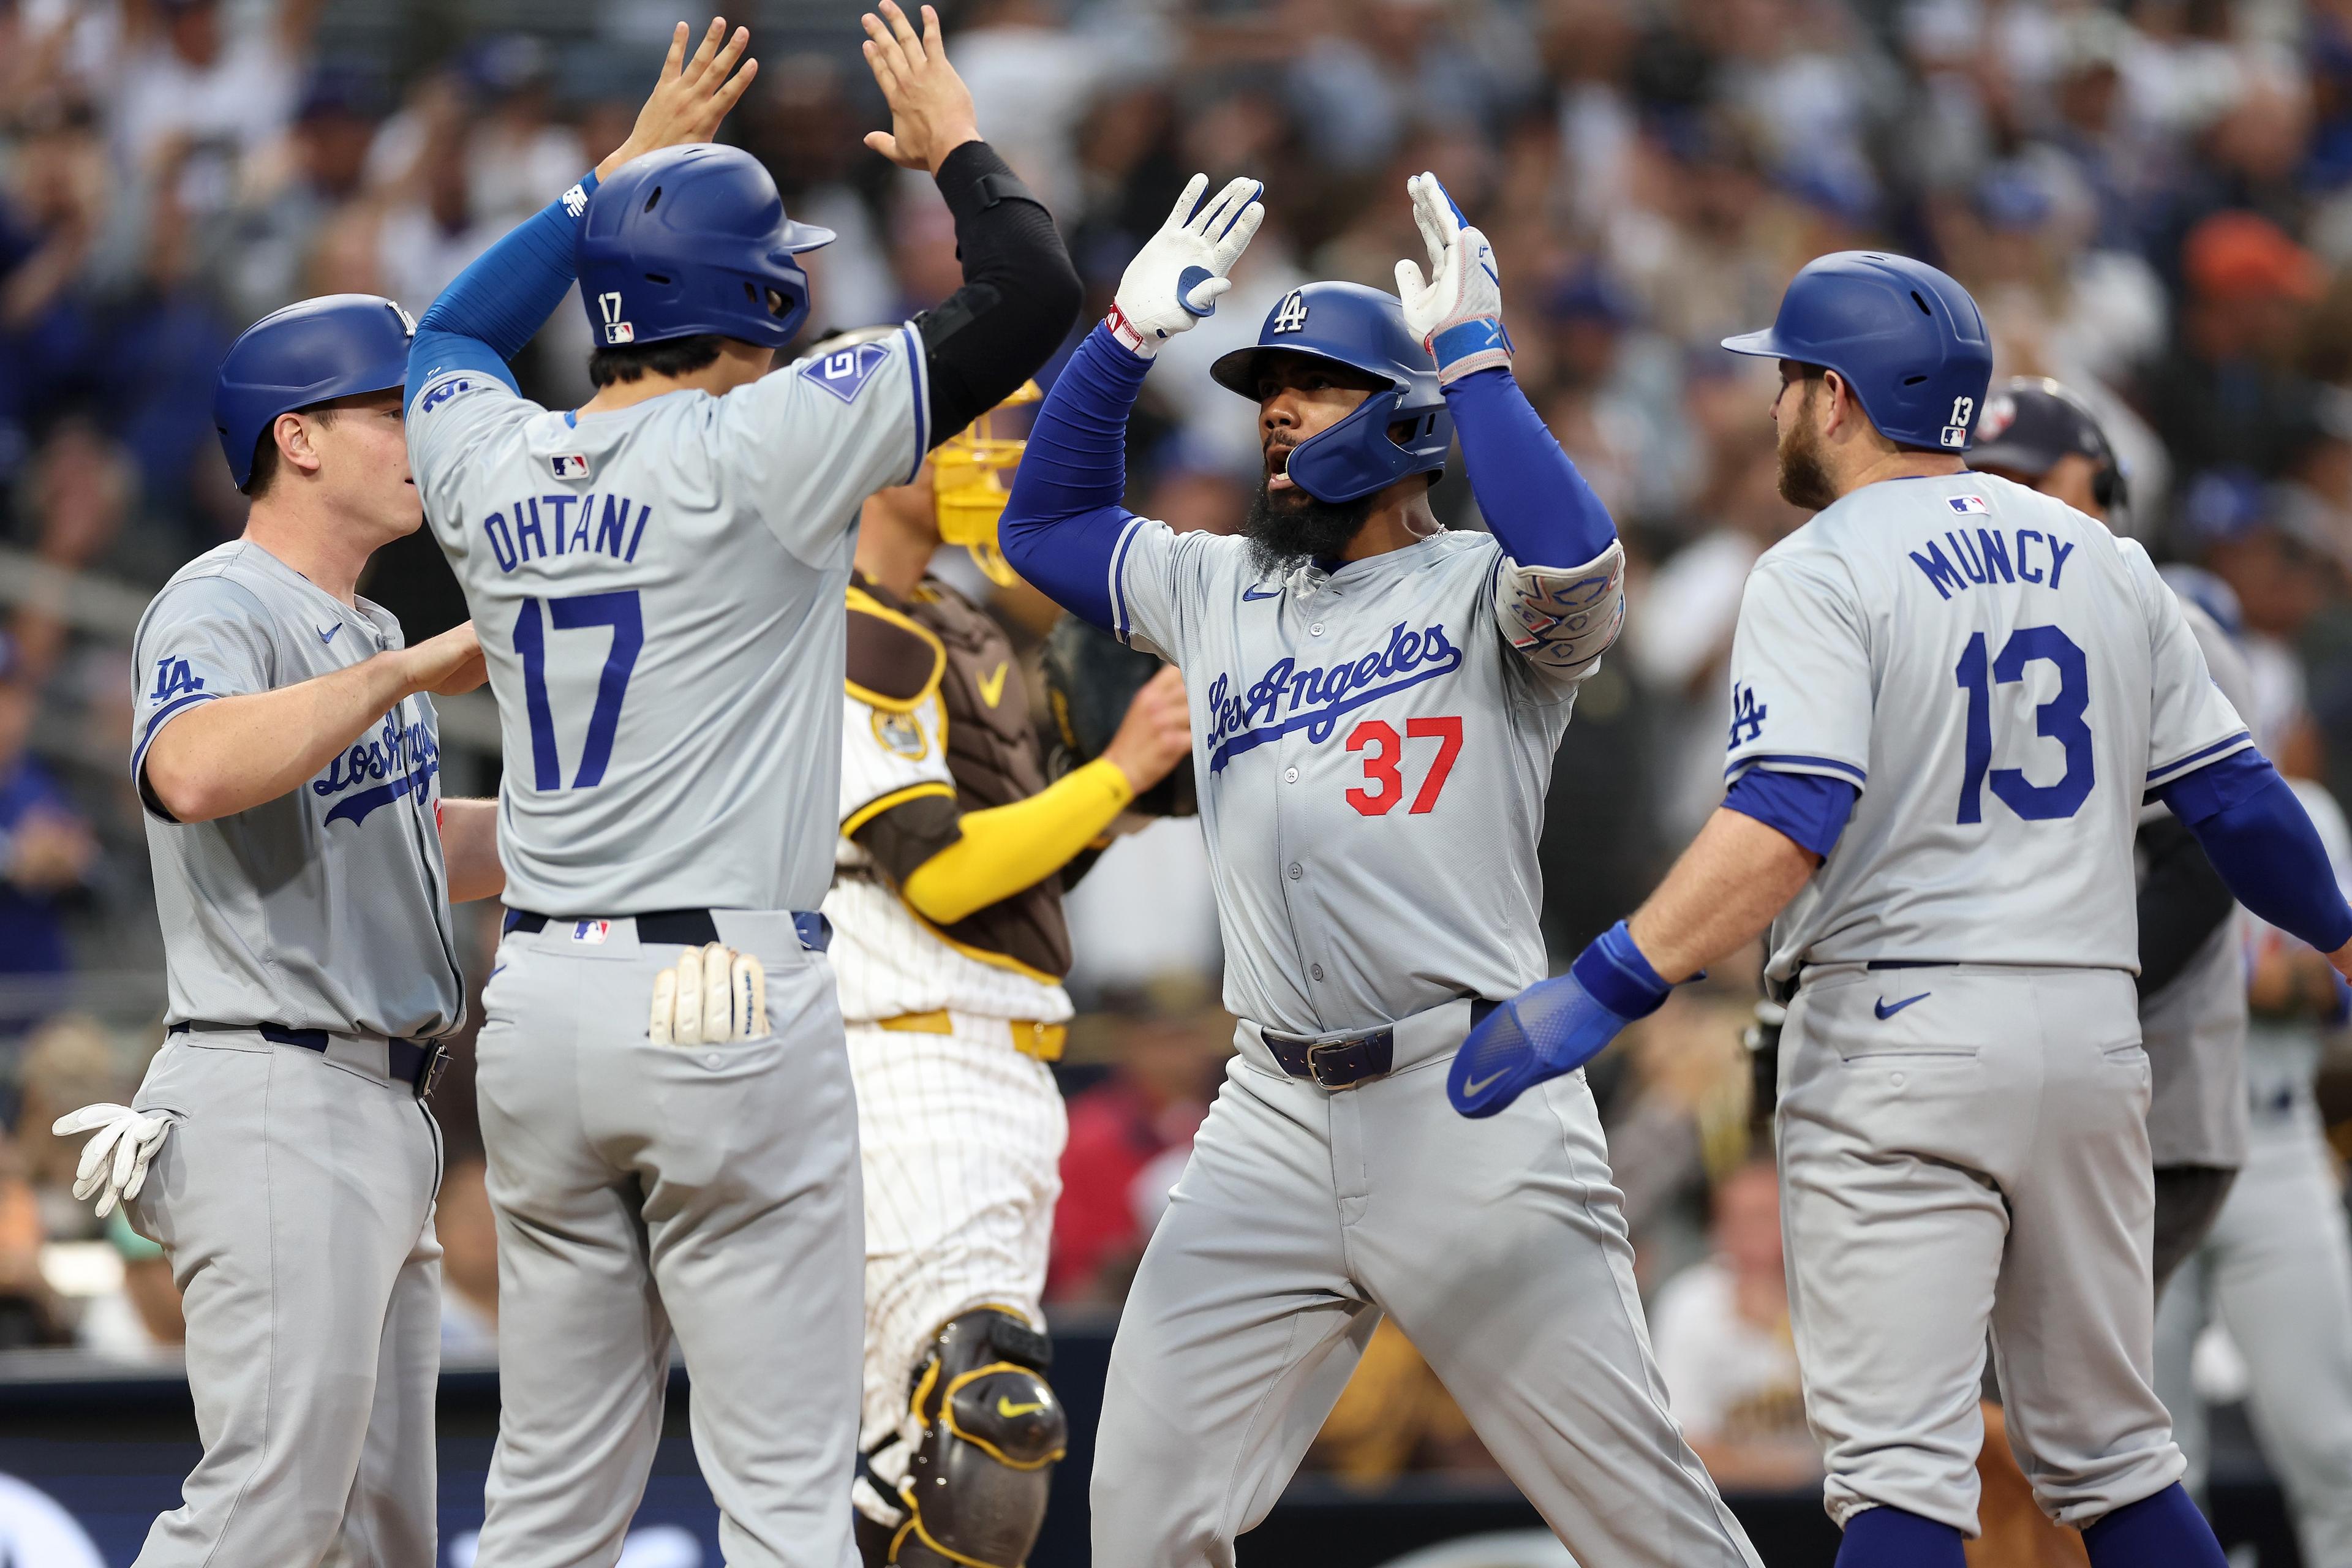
left=551, top=453, right=592, bottom=479
left=1947, top=494, right=1990, bottom=515
left=571, top=919, right=611, bottom=945
left=802, top=342, right=890, bottom=405
left=605, top=322, right=635, bottom=345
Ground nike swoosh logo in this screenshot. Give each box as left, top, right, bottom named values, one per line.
left=1874, top=992, right=1931, bottom=1020
left=318, top=624, right=341, bottom=646
left=1242, top=586, right=1281, bottom=601
left=977, top=662, right=1009, bottom=709
left=1458, top=1068, right=1511, bottom=1098
left=997, top=1397, right=1046, bottom=1419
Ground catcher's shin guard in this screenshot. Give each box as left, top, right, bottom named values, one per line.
left=864, top=1308, right=1068, bottom=1568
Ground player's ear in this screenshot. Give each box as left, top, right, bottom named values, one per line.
left=274, top=411, right=326, bottom=480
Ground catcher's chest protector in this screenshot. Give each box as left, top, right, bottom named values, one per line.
left=850, top=572, right=1076, bottom=978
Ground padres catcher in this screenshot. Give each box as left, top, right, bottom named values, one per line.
left=403, top=12, right=1078, bottom=1564
left=810, top=344, right=1191, bottom=1568
left=1002, top=173, right=1763, bottom=1566
left=1450, top=251, right=2352, bottom=1568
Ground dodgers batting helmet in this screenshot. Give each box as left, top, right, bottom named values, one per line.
left=1969, top=375, right=2128, bottom=513
left=1721, top=251, right=1992, bottom=452
left=1210, top=282, right=1450, bottom=504
left=578, top=145, right=834, bottom=352
left=213, top=293, right=415, bottom=491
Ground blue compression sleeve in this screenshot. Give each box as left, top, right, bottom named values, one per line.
left=1444, top=366, right=1617, bottom=567
left=2157, top=748, right=2352, bottom=954
left=1000, top=322, right=1150, bottom=630
left=1722, top=767, right=1858, bottom=859
left=409, top=172, right=597, bottom=399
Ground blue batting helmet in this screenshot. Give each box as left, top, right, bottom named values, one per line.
left=213, top=293, right=415, bottom=490
left=1210, top=282, right=1451, bottom=504
left=1721, top=251, right=1992, bottom=451
left=578, top=145, right=835, bottom=352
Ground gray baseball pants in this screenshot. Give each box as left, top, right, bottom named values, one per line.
left=1091, top=1002, right=1762, bottom=1568
left=126, top=1029, right=443, bottom=1568
left=2155, top=1098, right=2352, bottom=1567
left=470, top=910, right=863, bottom=1568
left=1779, top=963, right=2185, bottom=1535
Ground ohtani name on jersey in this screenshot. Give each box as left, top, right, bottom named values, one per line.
left=1909, top=527, right=2076, bottom=601
left=1204, top=620, right=1463, bottom=771
left=482, top=493, right=652, bottom=573
left=314, top=712, right=439, bottom=827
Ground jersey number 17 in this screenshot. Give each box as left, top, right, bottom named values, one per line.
left=512, top=590, right=645, bottom=790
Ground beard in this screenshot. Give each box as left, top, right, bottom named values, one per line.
left=1776, top=388, right=1839, bottom=512
left=1242, top=472, right=1375, bottom=577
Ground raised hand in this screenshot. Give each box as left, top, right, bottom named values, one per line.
left=1109, top=174, right=1265, bottom=356
left=860, top=1, right=981, bottom=175
left=1393, top=171, right=1510, bottom=384
left=595, top=18, right=759, bottom=181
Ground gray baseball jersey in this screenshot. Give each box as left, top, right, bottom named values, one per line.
left=130, top=540, right=462, bottom=1038
left=1110, top=524, right=1578, bottom=1033
left=1727, top=472, right=2250, bottom=981
left=407, top=328, right=928, bottom=914
left=2139, top=600, right=2255, bottom=1171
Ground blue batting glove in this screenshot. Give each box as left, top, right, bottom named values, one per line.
left=1449, top=921, right=1675, bottom=1118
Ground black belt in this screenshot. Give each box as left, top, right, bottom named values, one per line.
left=169, top=1022, right=447, bottom=1099
left=1261, top=999, right=1499, bottom=1090
left=503, top=907, right=831, bottom=952
left=1865, top=960, right=1956, bottom=971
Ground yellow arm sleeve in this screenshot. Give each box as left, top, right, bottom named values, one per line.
left=899, top=760, right=1134, bottom=925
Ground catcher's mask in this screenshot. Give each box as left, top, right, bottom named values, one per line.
left=933, top=380, right=1042, bottom=586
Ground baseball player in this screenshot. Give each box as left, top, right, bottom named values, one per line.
left=1961, top=379, right=2256, bottom=1566
left=1001, top=173, right=1764, bottom=1566
left=50, top=291, right=500, bottom=1567
left=813, top=346, right=1192, bottom=1568
left=402, top=10, right=1079, bottom=1564
left=1447, top=249, right=2352, bottom=1568
left=2154, top=768, right=2352, bottom=1568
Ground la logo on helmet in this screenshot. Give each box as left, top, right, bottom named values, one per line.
left=1272, top=291, right=1310, bottom=334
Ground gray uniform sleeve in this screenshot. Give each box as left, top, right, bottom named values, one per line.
left=130, top=576, right=279, bottom=821
left=1722, top=551, right=1872, bottom=792
left=716, top=323, right=929, bottom=568
left=407, top=369, right=540, bottom=563
left=2128, top=542, right=2255, bottom=790
left=1106, top=515, right=1251, bottom=663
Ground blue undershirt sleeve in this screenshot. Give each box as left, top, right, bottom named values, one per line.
left=409, top=173, right=597, bottom=400
left=1721, top=767, right=1858, bottom=860
left=1442, top=366, right=1618, bottom=568
left=1000, top=323, right=1151, bottom=630
left=2156, top=748, right=2352, bottom=955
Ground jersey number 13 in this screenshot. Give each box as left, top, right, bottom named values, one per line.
left=1953, top=624, right=2094, bottom=824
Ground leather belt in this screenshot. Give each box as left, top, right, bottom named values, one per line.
left=1261, top=998, right=1499, bottom=1091
left=169, top=1021, right=448, bottom=1100
left=875, top=1009, right=1066, bottom=1062
left=504, top=907, right=832, bottom=952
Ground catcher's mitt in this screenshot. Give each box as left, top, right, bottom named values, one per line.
left=1041, top=614, right=1197, bottom=818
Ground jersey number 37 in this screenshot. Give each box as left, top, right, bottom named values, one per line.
left=1954, top=624, right=2093, bottom=824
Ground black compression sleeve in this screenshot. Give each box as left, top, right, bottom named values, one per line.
left=914, top=141, right=1083, bottom=444
left=2136, top=815, right=2239, bottom=997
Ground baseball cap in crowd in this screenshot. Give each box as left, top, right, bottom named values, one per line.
left=2184, top=211, right=2322, bottom=302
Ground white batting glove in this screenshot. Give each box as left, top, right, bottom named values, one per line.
left=1107, top=173, right=1265, bottom=358
left=1393, top=171, right=1511, bottom=385
left=648, top=942, right=768, bottom=1047
left=52, top=1103, right=172, bottom=1220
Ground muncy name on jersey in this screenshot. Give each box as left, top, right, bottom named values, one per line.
left=1909, top=524, right=2079, bottom=602
left=1205, top=619, right=1464, bottom=772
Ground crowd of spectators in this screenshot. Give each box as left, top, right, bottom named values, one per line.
left=4, top=0, right=2352, bottom=1512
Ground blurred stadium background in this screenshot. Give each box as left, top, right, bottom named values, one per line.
left=2, top=0, right=2351, bottom=1562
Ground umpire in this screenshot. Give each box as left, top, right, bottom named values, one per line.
left=53, top=296, right=503, bottom=1567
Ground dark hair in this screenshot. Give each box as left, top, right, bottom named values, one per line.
left=243, top=406, right=341, bottom=499
left=587, top=334, right=726, bottom=388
